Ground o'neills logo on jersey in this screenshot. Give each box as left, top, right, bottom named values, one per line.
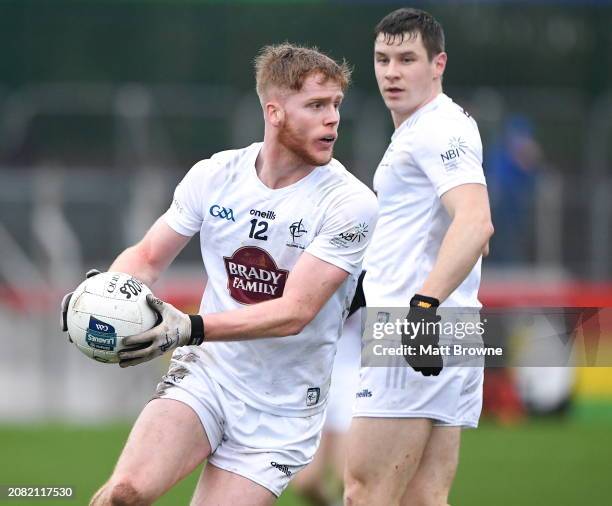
left=223, top=246, right=289, bottom=304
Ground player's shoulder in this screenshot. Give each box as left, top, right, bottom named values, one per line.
left=415, top=94, right=478, bottom=137
left=403, top=96, right=482, bottom=159
left=319, top=158, right=377, bottom=204
left=209, top=142, right=260, bottom=168
left=186, top=143, right=260, bottom=181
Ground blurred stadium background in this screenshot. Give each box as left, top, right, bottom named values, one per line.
left=1, top=0, right=611, bottom=504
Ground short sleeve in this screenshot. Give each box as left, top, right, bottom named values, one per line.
left=305, top=189, right=379, bottom=276
left=410, top=117, right=486, bottom=197
left=163, top=160, right=210, bottom=237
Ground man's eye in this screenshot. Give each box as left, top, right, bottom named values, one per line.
left=403, top=58, right=414, bottom=63
left=376, top=58, right=388, bottom=64
left=310, top=103, right=322, bottom=109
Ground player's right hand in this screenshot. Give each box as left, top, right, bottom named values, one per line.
left=401, top=294, right=443, bottom=377
left=60, top=269, right=101, bottom=338
left=117, top=294, right=205, bottom=368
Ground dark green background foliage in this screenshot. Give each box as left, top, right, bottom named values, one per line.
left=1, top=1, right=610, bottom=92
left=1, top=1, right=610, bottom=170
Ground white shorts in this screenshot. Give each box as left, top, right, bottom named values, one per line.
left=353, top=364, right=484, bottom=428
left=153, top=347, right=325, bottom=497
left=324, top=311, right=361, bottom=432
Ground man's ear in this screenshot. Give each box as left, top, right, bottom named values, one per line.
left=433, top=51, right=447, bottom=80
left=265, top=101, right=285, bottom=127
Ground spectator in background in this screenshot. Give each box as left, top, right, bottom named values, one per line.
left=486, top=115, right=544, bottom=263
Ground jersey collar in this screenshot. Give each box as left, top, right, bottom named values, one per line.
left=248, top=142, right=324, bottom=195
left=391, top=93, right=451, bottom=141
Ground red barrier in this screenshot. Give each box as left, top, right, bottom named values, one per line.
left=1, top=280, right=611, bottom=313
left=480, top=281, right=612, bottom=307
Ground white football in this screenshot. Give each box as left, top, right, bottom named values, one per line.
left=66, top=272, right=158, bottom=363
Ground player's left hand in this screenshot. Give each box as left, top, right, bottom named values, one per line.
left=401, top=294, right=443, bottom=377
left=118, top=294, right=201, bottom=368
left=61, top=268, right=102, bottom=341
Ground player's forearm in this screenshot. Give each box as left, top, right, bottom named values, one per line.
left=202, top=296, right=313, bottom=341
left=109, top=244, right=163, bottom=287
left=419, top=213, right=493, bottom=302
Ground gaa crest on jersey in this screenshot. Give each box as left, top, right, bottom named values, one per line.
left=223, top=246, right=289, bottom=304
left=209, top=204, right=235, bottom=222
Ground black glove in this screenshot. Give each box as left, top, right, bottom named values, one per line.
left=60, top=269, right=101, bottom=340
left=402, top=294, right=443, bottom=376
left=347, top=270, right=366, bottom=318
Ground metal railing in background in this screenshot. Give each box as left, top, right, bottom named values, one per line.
left=0, top=82, right=610, bottom=421
left=0, top=82, right=610, bottom=277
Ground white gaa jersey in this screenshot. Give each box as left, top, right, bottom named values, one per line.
left=164, top=142, right=378, bottom=417
left=364, top=93, right=486, bottom=308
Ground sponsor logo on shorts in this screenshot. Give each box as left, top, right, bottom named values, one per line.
left=270, top=461, right=292, bottom=477
left=209, top=204, right=235, bottom=222
left=330, top=222, right=369, bottom=248
left=306, top=387, right=320, bottom=406
left=250, top=209, right=276, bottom=220
left=86, top=316, right=117, bottom=351
left=440, top=136, right=468, bottom=171
left=356, top=389, right=373, bottom=398
left=223, top=246, right=289, bottom=304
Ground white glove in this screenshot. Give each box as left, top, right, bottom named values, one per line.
left=118, top=294, right=204, bottom=368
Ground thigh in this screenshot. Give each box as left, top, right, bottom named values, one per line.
left=205, top=387, right=325, bottom=498
left=346, top=417, right=432, bottom=501
left=326, top=430, right=348, bottom=480
left=291, top=430, right=332, bottom=490
left=191, top=463, right=276, bottom=506
left=401, top=426, right=461, bottom=506
left=112, top=398, right=212, bottom=498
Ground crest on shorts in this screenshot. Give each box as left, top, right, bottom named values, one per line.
left=306, top=387, right=320, bottom=407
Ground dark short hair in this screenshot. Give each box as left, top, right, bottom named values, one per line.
left=255, top=43, right=351, bottom=100
left=374, top=8, right=445, bottom=61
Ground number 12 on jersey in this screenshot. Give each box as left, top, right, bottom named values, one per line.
left=249, top=219, right=268, bottom=241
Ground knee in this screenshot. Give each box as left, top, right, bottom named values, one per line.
left=102, top=478, right=149, bottom=506
left=344, top=473, right=373, bottom=506
left=343, top=481, right=362, bottom=506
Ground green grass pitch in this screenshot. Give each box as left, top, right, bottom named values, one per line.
left=0, top=419, right=610, bottom=505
